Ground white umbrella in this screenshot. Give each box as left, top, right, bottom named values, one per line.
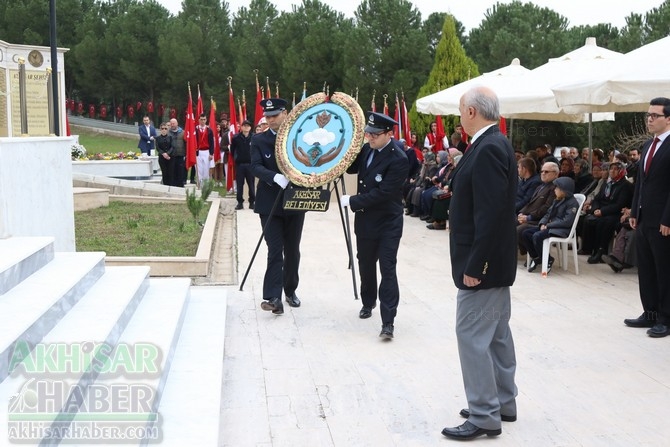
left=552, top=36, right=670, bottom=113
left=416, top=55, right=613, bottom=123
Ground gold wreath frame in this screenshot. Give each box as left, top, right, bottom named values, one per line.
left=275, top=92, right=365, bottom=188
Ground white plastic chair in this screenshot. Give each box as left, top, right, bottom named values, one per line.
left=540, top=193, right=586, bottom=277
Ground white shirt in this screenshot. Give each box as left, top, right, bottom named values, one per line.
left=470, top=123, right=496, bottom=144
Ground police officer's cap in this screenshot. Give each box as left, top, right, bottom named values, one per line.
left=261, top=98, right=288, bottom=116
left=365, top=111, right=398, bottom=133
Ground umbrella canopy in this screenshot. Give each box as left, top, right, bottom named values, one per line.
left=552, top=36, right=670, bottom=113
left=416, top=52, right=613, bottom=123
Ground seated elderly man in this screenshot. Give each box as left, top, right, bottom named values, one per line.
left=580, top=161, right=634, bottom=264
left=516, top=157, right=541, bottom=213
left=516, top=161, right=559, bottom=255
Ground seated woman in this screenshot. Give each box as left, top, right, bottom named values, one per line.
left=520, top=177, right=579, bottom=273
left=420, top=150, right=457, bottom=221
left=406, top=152, right=437, bottom=217
left=426, top=153, right=463, bottom=230
left=581, top=161, right=634, bottom=264
left=573, top=158, right=593, bottom=193
left=559, top=157, right=575, bottom=179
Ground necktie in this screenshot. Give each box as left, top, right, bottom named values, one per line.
left=366, top=149, right=376, bottom=168
left=645, top=137, right=660, bottom=174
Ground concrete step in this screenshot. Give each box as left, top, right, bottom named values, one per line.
left=73, top=187, right=109, bottom=211
left=0, top=251, right=106, bottom=381
left=0, top=237, right=54, bottom=295
left=156, top=286, right=227, bottom=446
left=57, top=277, right=191, bottom=445
left=0, top=265, right=150, bottom=444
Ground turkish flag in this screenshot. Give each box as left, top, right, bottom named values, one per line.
left=185, top=87, right=197, bottom=170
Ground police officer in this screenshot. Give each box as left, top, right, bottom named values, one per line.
left=250, top=98, right=306, bottom=315
left=340, top=112, right=408, bottom=339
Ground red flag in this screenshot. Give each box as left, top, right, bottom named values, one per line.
left=65, top=112, right=71, bottom=136
left=242, top=91, right=247, bottom=121
left=210, top=98, right=221, bottom=162
left=383, top=95, right=389, bottom=117
left=371, top=92, right=376, bottom=113
left=196, top=85, right=203, bottom=118
left=393, top=93, right=400, bottom=140
left=266, top=77, right=271, bottom=99
left=499, top=116, right=507, bottom=136
left=227, top=81, right=238, bottom=191
left=185, top=85, right=197, bottom=170
left=435, top=116, right=445, bottom=153
left=237, top=98, right=243, bottom=127
left=255, top=73, right=263, bottom=125
left=402, top=94, right=411, bottom=142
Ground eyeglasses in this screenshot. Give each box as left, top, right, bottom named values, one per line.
left=540, top=170, right=558, bottom=174
left=645, top=113, right=667, bottom=120
left=160, top=127, right=168, bottom=130
left=365, top=131, right=385, bottom=138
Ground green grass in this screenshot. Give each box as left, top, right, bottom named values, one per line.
left=74, top=127, right=139, bottom=154
left=75, top=201, right=210, bottom=256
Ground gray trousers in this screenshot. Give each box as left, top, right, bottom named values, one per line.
left=456, top=287, right=518, bottom=430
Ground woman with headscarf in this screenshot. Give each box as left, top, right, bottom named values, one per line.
left=580, top=161, right=634, bottom=263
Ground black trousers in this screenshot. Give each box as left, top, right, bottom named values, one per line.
left=159, top=155, right=175, bottom=186
left=636, top=224, right=670, bottom=324
left=173, top=156, right=185, bottom=187
left=583, top=215, right=619, bottom=252
left=356, top=236, right=401, bottom=324
left=235, top=163, right=256, bottom=204
left=259, top=213, right=305, bottom=300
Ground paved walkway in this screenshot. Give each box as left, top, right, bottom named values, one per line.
left=220, top=203, right=665, bottom=447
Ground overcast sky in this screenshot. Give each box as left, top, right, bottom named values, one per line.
left=156, top=0, right=665, bottom=32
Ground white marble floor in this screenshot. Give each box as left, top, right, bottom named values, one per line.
left=220, top=204, right=663, bottom=447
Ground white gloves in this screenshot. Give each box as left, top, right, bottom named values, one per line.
left=340, top=195, right=350, bottom=208
left=273, top=173, right=289, bottom=189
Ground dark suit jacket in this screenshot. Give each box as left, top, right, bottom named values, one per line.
left=137, top=124, right=156, bottom=152
left=448, top=125, right=517, bottom=290
left=250, top=129, right=303, bottom=217
left=632, top=136, right=670, bottom=227
left=519, top=182, right=556, bottom=222
left=347, top=139, right=408, bottom=239
left=591, top=178, right=633, bottom=217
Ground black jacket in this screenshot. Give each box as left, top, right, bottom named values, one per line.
left=448, top=125, right=517, bottom=290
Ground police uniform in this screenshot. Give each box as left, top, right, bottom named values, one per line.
left=345, top=112, right=408, bottom=338
left=250, top=98, right=306, bottom=314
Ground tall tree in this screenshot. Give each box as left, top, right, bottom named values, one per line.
left=423, top=12, right=466, bottom=60
left=270, top=0, right=352, bottom=100
left=410, top=15, right=479, bottom=140
left=350, top=0, right=431, bottom=112
left=466, top=1, right=571, bottom=71
left=230, top=0, right=280, bottom=120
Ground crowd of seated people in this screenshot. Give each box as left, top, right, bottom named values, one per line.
left=402, top=137, right=643, bottom=278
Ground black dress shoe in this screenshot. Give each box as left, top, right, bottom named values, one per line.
left=647, top=323, right=670, bottom=338
left=249, top=202, right=255, bottom=209
left=546, top=256, right=555, bottom=274
left=459, top=408, right=516, bottom=422
left=624, top=313, right=655, bottom=328
left=601, top=254, right=624, bottom=273
left=235, top=203, right=243, bottom=210
left=441, top=421, right=501, bottom=440
left=359, top=306, right=374, bottom=319
left=379, top=323, right=394, bottom=339
left=527, top=258, right=539, bottom=272
left=587, top=249, right=604, bottom=264
left=260, top=297, right=284, bottom=314
left=285, top=293, right=301, bottom=307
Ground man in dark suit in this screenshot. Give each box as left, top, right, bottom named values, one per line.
left=625, top=97, right=670, bottom=337
left=250, top=98, right=305, bottom=315
left=137, top=115, right=156, bottom=156
left=340, top=112, right=408, bottom=339
left=516, top=161, right=558, bottom=254
left=441, top=87, right=518, bottom=441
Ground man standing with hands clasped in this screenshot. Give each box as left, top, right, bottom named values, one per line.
left=340, top=112, right=408, bottom=340
left=250, top=98, right=305, bottom=315
left=441, top=86, right=518, bottom=441
left=624, top=97, right=670, bottom=337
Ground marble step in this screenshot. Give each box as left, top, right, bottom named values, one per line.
left=57, top=277, right=191, bottom=445
left=0, top=251, right=106, bottom=382
left=156, top=286, right=227, bottom=447
left=0, top=236, right=54, bottom=295
left=0, top=265, right=150, bottom=444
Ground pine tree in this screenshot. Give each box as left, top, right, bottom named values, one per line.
left=410, top=15, right=479, bottom=145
